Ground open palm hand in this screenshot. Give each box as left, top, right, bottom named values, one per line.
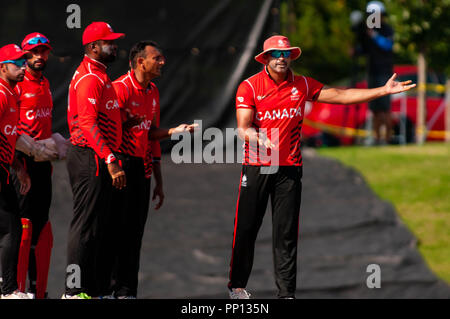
left=384, top=73, right=416, bottom=94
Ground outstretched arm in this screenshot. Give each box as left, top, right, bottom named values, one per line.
left=317, top=73, right=415, bottom=105
left=149, top=123, right=198, bottom=140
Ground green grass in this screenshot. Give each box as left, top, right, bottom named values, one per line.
left=317, top=142, right=450, bottom=284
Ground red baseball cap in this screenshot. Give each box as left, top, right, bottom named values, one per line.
left=0, top=44, right=31, bottom=63
left=82, top=22, right=125, bottom=45
left=21, top=32, right=52, bottom=51
left=254, top=35, right=301, bottom=64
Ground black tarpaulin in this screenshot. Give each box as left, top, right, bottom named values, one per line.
left=46, top=151, right=450, bottom=298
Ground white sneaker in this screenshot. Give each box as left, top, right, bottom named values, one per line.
left=229, top=288, right=251, bottom=299
left=1, top=290, right=31, bottom=299
left=26, top=292, right=35, bottom=299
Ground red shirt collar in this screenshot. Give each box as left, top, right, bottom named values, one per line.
left=83, top=55, right=107, bottom=71
left=129, top=69, right=152, bottom=92
left=0, top=77, right=15, bottom=95
left=24, top=69, right=44, bottom=82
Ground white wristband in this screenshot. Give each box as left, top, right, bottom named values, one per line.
left=105, top=153, right=116, bottom=164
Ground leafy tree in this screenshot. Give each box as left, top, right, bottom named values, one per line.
left=389, top=0, right=450, bottom=76
left=281, top=0, right=450, bottom=143
left=280, top=0, right=450, bottom=78
left=280, top=0, right=355, bottom=84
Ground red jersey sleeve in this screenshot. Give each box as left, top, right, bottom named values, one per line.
left=144, top=88, right=161, bottom=178
left=76, top=76, right=115, bottom=162
left=236, top=81, right=255, bottom=109
left=149, top=86, right=161, bottom=162
left=150, top=91, right=161, bottom=161
left=0, top=91, right=8, bottom=117
left=149, top=143, right=161, bottom=162
left=304, top=77, right=324, bottom=102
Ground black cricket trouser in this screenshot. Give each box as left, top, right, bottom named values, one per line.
left=65, top=145, right=115, bottom=296
left=12, top=153, right=52, bottom=292
left=0, top=163, right=22, bottom=295
left=228, top=165, right=302, bottom=298
left=110, top=155, right=149, bottom=297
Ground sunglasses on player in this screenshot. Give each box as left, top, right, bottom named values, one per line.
left=269, top=50, right=292, bottom=58
left=26, top=37, right=49, bottom=45
left=1, top=59, right=27, bottom=68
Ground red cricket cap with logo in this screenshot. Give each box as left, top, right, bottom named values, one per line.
left=21, top=32, right=53, bottom=51
left=0, top=44, right=31, bottom=62
left=82, top=21, right=125, bottom=45
left=254, top=35, right=302, bottom=64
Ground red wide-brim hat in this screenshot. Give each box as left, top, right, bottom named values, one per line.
left=254, top=35, right=301, bottom=64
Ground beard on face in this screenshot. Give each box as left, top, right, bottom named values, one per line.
left=100, top=44, right=117, bottom=63
left=16, top=72, right=25, bottom=81
left=28, top=59, right=46, bottom=72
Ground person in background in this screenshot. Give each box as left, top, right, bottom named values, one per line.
left=360, top=1, right=395, bottom=144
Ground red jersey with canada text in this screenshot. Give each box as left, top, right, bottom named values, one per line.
left=67, top=55, right=122, bottom=164
left=0, top=78, right=20, bottom=164
left=113, top=70, right=157, bottom=159
left=15, top=69, right=53, bottom=140
left=236, top=67, right=323, bottom=166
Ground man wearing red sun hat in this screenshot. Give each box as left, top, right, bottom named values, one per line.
left=228, top=35, right=416, bottom=299
left=64, top=21, right=125, bottom=299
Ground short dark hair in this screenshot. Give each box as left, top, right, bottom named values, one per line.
left=129, top=40, right=161, bottom=69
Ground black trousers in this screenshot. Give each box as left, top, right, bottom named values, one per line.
left=0, top=163, right=21, bottom=295
left=65, top=145, right=116, bottom=296
left=12, top=153, right=52, bottom=292
left=228, top=165, right=302, bottom=298
left=109, top=155, right=150, bottom=297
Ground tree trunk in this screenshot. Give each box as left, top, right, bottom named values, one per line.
left=287, top=0, right=297, bottom=34
left=416, top=51, right=427, bottom=145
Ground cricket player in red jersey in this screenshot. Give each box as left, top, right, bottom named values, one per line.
left=63, top=22, right=126, bottom=299
left=108, top=41, right=196, bottom=298
left=228, top=35, right=416, bottom=299
left=0, top=44, right=32, bottom=299
left=12, top=32, right=67, bottom=299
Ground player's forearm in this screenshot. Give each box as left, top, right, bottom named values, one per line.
left=237, top=127, right=259, bottom=144
left=11, top=154, right=25, bottom=173
left=149, top=127, right=171, bottom=140
left=318, top=87, right=387, bottom=105
left=152, top=161, right=163, bottom=187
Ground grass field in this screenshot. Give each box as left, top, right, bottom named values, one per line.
left=317, top=142, right=450, bottom=284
